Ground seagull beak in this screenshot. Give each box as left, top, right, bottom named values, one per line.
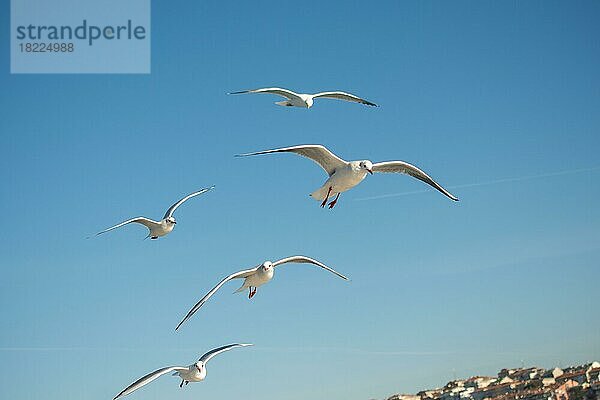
left=367, top=168, right=373, bottom=175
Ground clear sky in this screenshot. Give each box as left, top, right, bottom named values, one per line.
left=1, top=1, right=599, bottom=400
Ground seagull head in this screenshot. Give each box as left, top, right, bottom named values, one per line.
left=261, top=261, right=273, bottom=272
left=305, top=97, right=314, bottom=108
left=166, top=216, right=177, bottom=225
left=359, top=160, right=373, bottom=175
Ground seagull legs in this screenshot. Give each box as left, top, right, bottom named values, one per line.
left=180, top=380, right=184, bottom=388
left=327, top=193, right=340, bottom=209
left=248, top=287, right=257, bottom=299
left=320, top=187, right=333, bottom=208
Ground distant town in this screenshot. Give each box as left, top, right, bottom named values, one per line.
left=386, top=362, right=600, bottom=400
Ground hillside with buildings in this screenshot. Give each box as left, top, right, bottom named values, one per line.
left=386, top=362, right=600, bottom=400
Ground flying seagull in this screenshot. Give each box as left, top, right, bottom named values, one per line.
left=236, top=145, right=458, bottom=208
left=175, top=256, right=348, bottom=330
left=113, top=343, right=252, bottom=399
left=95, top=187, right=214, bottom=239
left=229, top=87, right=377, bottom=108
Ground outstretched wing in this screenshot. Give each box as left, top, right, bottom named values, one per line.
left=236, top=144, right=347, bottom=177
left=175, top=267, right=258, bottom=330
left=229, top=87, right=302, bottom=102
left=95, top=217, right=160, bottom=236
left=113, top=366, right=187, bottom=399
left=273, top=255, right=349, bottom=281
left=312, top=91, right=377, bottom=107
left=163, top=186, right=214, bottom=219
left=372, top=161, right=459, bottom=201
left=199, top=343, right=253, bottom=364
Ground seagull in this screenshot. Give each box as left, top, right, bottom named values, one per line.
left=175, top=255, right=348, bottom=330
left=113, top=343, right=252, bottom=399
left=95, top=187, right=214, bottom=239
left=236, top=145, right=458, bottom=208
left=229, top=87, right=377, bottom=108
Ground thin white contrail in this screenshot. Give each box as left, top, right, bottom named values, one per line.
left=354, top=165, right=600, bottom=201
left=255, top=346, right=455, bottom=356
left=0, top=346, right=145, bottom=352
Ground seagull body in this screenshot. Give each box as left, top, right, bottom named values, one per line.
left=113, top=343, right=252, bottom=399
left=95, top=187, right=214, bottom=239
left=229, top=87, right=377, bottom=108
left=233, top=263, right=274, bottom=292
left=175, top=256, right=348, bottom=330
left=310, top=161, right=370, bottom=201
left=237, top=145, right=458, bottom=208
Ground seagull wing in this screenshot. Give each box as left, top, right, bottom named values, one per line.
left=163, top=186, right=215, bottom=219
left=113, top=366, right=188, bottom=399
left=236, top=144, right=347, bottom=177
left=272, top=255, right=349, bottom=281
left=372, top=161, right=459, bottom=201
left=95, top=217, right=160, bottom=236
left=175, top=267, right=259, bottom=330
left=229, top=87, right=302, bottom=102
left=199, top=343, right=253, bottom=364
left=312, top=91, right=378, bottom=107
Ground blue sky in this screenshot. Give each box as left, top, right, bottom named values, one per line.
left=1, top=1, right=599, bottom=399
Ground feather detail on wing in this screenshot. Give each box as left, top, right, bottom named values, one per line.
left=229, top=87, right=302, bottom=101
left=113, top=366, right=187, bottom=399
left=372, top=161, right=458, bottom=201
left=175, top=267, right=258, bottom=330
left=312, top=91, right=377, bottom=106
left=96, top=217, right=160, bottom=236
left=163, top=186, right=214, bottom=219
left=236, top=144, right=346, bottom=177
left=199, top=343, right=253, bottom=364
left=273, top=255, right=349, bottom=281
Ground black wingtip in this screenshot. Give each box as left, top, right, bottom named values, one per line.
left=228, top=90, right=248, bottom=95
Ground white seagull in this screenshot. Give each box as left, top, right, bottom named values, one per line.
left=175, top=255, right=348, bottom=330
left=229, top=87, right=377, bottom=108
left=95, top=187, right=214, bottom=239
left=236, top=145, right=458, bottom=208
left=113, top=343, right=252, bottom=399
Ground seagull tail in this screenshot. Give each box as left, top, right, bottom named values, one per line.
left=310, top=187, right=328, bottom=201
